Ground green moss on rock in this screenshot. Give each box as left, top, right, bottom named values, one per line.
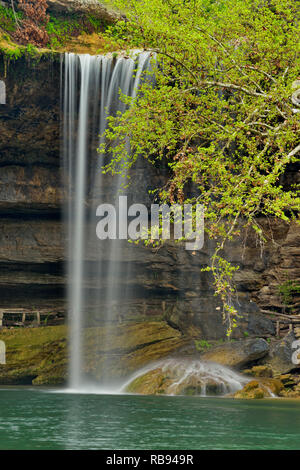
left=234, top=378, right=284, bottom=399
left=0, top=321, right=186, bottom=385
left=0, top=325, right=67, bottom=385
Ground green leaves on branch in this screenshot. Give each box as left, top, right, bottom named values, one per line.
left=100, top=0, right=300, bottom=334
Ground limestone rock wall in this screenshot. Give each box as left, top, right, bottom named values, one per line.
left=0, top=55, right=63, bottom=311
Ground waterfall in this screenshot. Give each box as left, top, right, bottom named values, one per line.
left=63, top=51, right=153, bottom=391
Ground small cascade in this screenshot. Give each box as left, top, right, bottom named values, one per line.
left=62, top=51, right=153, bottom=391
left=122, top=359, right=249, bottom=396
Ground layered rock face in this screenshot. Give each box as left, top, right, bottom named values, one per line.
left=0, top=55, right=64, bottom=312
left=0, top=54, right=299, bottom=340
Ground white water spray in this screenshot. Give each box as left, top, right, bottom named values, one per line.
left=121, top=358, right=249, bottom=396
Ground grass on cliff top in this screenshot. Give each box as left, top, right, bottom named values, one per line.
left=0, top=7, right=121, bottom=58
left=0, top=5, right=24, bottom=59
left=46, top=14, right=121, bottom=54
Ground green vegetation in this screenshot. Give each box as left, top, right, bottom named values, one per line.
left=0, top=5, right=21, bottom=58
left=0, top=325, right=67, bottom=385
left=45, top=16, right=76, bottom=49
left=45, top=14, right=107, bottom=49
left=101, top=0, right=300, bottom=334
left=278, top=280, right=300, bottom=307
left=0, top=4, right=22, bottom=32
left=0, top=4, right=119, bottom=57
left=0, top=322, right=185, bottom=385
left=195, top=339, right=212, bottom=351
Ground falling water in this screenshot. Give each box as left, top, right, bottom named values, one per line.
left=63, top=51, right=153, bottom=391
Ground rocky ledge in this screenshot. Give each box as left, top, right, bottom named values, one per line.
left=0, top=321, right=299, bottom=397
left=0, top=321, right=187, bottom=385
left=47, top=0, right=121, bottom=22
left=124, top=336, right=300, bottom=398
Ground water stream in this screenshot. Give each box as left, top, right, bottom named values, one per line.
left=63, top=52, right=153, bottom=390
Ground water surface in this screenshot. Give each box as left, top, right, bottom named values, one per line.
left=0, top=388, right=299, bottom=450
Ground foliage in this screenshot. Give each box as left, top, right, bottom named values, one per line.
left=100, top=0, right=300, bottom=334
left=194, top=339, right=212, bottom=351
left=46, top=14, right=106, bottom=49
left=13, top=0, right=49, bottom=47
left=0, top=4, right=22, bottom=32
left=46, top=16, right=77, bottom=49
left=278, top=280, right=300, bottom=306
left=0, top=4, right=42, bottom=56
left=1, top=3, right=109, bottom=51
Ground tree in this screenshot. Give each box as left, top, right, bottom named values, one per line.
left=101, top=0, right=300, bottom=334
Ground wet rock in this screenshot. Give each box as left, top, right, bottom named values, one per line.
left=243, top=365, right=273, bottom=378
left=261, top=331, right=300, bottom=375
left=125, top=369, right=172, bottom=395
left=200, top=338, right=270, bottom=369
left=280, top=373, right=298, bottom=387
left=234, top=378, right=283, bottom=399
left=278, top=373, right=300, bottom=397
left=279, top=383, right=300, bottom=398
left=125, top=359, right=247, bottom=396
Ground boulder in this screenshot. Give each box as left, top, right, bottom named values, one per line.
left=261, top=331, right=300, bottom=375
left=126, top=368, right=231, bottom=396
left=47, top=0, right=121, bottom=23
left=200, top=338, right=270, bottom=369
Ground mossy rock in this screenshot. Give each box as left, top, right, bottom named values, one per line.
left=125, top=359, right=247, bottom=396
left=0, top=325, right=68, bottom=385
left=234, top=378, right=283, bottom=399
left=279, top=384, right=300, bottom=398
left=125, top=366, right=210, bottom=395
left=243, top=365, right=273, bottom=378
left=81, top=321, right=186, bottom=381
left=280, top=374, right=297, bottom=387
left=0, top=321, right=186, bottom=385
left=278, top=375, right=300, bottom=398
left=126, top=369, right=173, bottom=395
